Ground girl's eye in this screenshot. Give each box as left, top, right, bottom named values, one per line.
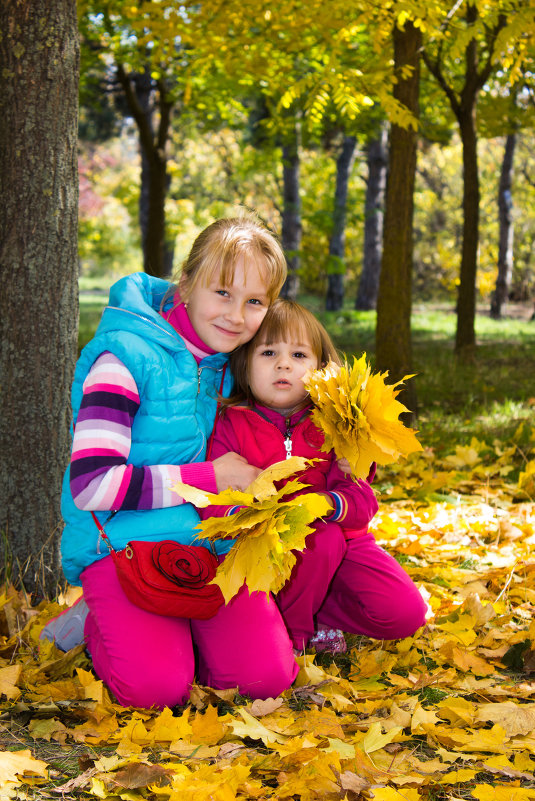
left=216, top=289, right=229, bottom=297
left=247, top=298, right=263, bottom=305
left=294, top=352, right=308, bottom=359
left=261, top=349, right=274, bottom=357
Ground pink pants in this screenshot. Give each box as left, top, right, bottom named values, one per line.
left=82, top=524, right=426, bottom=709
left=276, top=522, right=427, bottom=650
left=82, top=556, right=298, bottom=709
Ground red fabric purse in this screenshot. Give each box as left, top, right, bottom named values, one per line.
left=91, top=514, right=224, bottom=619
left=112, top=538, right=224, bottom=619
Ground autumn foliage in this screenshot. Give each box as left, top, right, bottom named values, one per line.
left=304, top=356, right=422, bottom=479
left=2, top=431, right=535, bottom=799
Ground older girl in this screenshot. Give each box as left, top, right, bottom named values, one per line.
left=43, top=216, right=301, bottom=708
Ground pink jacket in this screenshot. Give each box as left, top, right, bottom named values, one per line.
left=201, top=404, right=378, bottom=535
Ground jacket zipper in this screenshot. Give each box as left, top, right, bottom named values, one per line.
left=284, top=418, right=293, bottom=459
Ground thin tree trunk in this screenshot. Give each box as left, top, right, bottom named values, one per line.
left=326, top=135, right=357, bottom=311
left=490, top=133, right=516, bottom=319
left=375, top=22, right=421, bottom=420
left=422, top=4, right=507, bottom=359
left=118, top=66, right=174, bottom=278
left=0, top=0, right=79, bottom=596
left=356, top=125, right=388, bottom=310
left=455, top=104, right=479, bottom=359
left=280, top=123, right=301, bottom=300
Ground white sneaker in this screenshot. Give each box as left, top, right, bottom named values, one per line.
left=308, top=627, right=347, bottom=654
left=40, top=597, right=88, bottom=651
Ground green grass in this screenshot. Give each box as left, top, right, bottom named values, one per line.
left=313, top=300, right=535, bottom=452
left=78, top=274, right=118, bottom=352
left=79, top=280, right=535, bottom=452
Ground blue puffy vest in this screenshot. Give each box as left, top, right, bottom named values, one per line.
left=60, top=273, right=233, bottom=585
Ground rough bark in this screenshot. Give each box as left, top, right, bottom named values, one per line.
left=375, top=22, right=420, bottom=420
left=356, top=125, right=388, bottom=311
left=490, top=133, right=516, bottom=319
left=117, top=65, right=174, bottom=278
left=326, top=135, right=357, bottom=311
left=280, top=124, right=301, bottom=300
left=0, top=0, right=79, bottom=596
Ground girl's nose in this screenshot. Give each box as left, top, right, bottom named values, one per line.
left=224, top=303, right=244, bottom=324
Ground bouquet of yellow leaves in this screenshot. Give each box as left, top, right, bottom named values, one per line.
left=172, top=457, right=332, bottom=603
left=303, top=354, right=422, bottom=480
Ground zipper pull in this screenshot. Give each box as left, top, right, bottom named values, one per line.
left=284, top=419, right=292, bottom=459
left=197, top=367, right=202, bottom=394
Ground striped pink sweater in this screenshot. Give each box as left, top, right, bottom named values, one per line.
left=70, top=301, right=218, bottom=511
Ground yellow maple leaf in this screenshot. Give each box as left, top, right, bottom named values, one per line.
left=359, top=721, right=404, bottom=754
left=360, top=785, right=421, bottom=800
left=191, top=704, right=228, bottom=745
left=474, top=702, right=535, bottom=737
left=174, top=459, right=332, bottom=602
left=303, top=355, right=422, bottom=479
left=0, top=749, right=48, bottom=782
left=472, top=784, right=535, bottom=800
left=0, top=664, right=22, bottom=701
left=229, top=708, right=287, bottom=746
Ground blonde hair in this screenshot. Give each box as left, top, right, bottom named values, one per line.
left=176, top=215, right=286, bottom=304
left=228, top=299, right=341, bottom=407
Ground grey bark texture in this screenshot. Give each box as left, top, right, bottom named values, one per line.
left=356, top=126, right=388, bottom=311
left=490, top=133, right=516, bottom=319
left=0, top=0, right=79, bottom=596
left=280, top=124, right=301, bottom=300
left=326, top=135, right=358, bottom=311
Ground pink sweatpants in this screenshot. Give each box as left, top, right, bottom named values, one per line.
left=81, top=525, right=425, bottom=709
left=276, top=523, right=427, bottom=650
left=82, top=555, right=298, bottom=710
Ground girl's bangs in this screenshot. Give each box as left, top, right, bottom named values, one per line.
left=203, top=243, right=282, bottom=301
left=257, top=305, right=322, bottom=360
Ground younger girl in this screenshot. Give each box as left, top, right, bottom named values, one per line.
left=202, top=299, right=427, bottom=652
left=42, top=216, right=303, bottom=709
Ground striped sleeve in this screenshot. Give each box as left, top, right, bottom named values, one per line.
left=70, top=352, right=216, bottom=511
left=324, top=459, right=378, bottom=528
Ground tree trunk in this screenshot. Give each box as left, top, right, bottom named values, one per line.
left=326, top=134, right=357, bottom=311
left=0, top=0, right=79, bottom=597
left=118, top=66, right=174, bottom=278
left=455, top=103, right=479, bottom=359
left=280, top=124, right=301, bottom=300
left=490, top=133, right=516, bottom=319
left=375, top=22, right=420, bottom=420
left=356, top=125, right=388, bottom=310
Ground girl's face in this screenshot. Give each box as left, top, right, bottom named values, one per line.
left=183, top=256, right=270, bottom=352
left=249, top=335, right=319, bottom=415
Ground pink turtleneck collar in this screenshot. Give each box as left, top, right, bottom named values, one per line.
left=160, top=291, right=217, bottom=364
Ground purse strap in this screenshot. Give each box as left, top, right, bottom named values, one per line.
left=89, top=511, right=116, bottom=553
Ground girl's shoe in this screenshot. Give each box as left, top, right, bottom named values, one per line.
left=40, top=597, right=88, bottom=652
left=309, top=626, right=347, bottom=654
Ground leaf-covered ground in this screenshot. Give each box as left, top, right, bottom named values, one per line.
left=2, top=435, right=535, bottom=800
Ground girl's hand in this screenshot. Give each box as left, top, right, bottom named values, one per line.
left=212, top=452, right=261, bottom=492
left=337, top=457, right=351, bottom=474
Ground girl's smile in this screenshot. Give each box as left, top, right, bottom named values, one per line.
left=182, top=256, right=270, bottom=353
